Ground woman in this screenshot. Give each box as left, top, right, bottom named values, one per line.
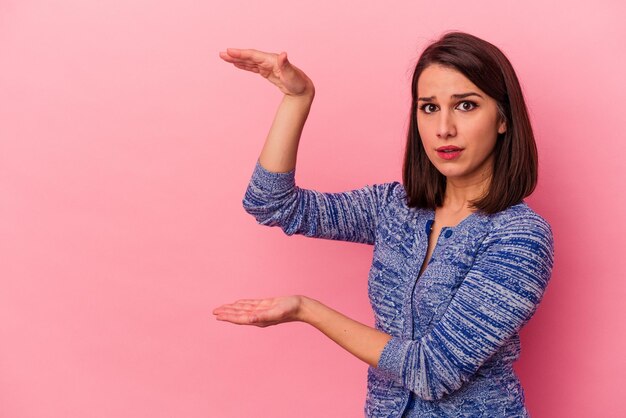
left=213, top=31, right=554, bottom=417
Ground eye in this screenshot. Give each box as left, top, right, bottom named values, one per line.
left=457, top=100, right=478, bottom=111
left=419, top=103, right=438, bottom=114
left=418, top=100, right=478, bottom=115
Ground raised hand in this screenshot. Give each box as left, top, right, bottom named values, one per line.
left=212, top=296, right=303, bottom=327
left=218, top=48, right=315, bottom=98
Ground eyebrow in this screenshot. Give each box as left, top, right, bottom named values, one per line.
left=417, top=92, right=484, bottom=102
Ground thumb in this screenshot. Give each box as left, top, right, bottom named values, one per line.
left=277, top=51, right=290, bottom=70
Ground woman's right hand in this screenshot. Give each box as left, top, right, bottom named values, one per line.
left=219, top=48, right=315, bottom=98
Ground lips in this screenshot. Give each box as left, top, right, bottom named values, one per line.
left=436, top=146, right=463, bottom=160
left=436, top=146, right=463, bottom=152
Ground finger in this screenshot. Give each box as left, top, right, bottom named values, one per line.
left=231, top=48, right=267, bottom=64
left=212, top=304, right=231, bottom=314
left=235, top=299, right=263, bottom=305
left=213, top=299, right=263, bottom=312
left=222, top=48, right=267, bottom=65
left=218, top=51, right=234, bottom=62
left=216, top=311, right=276, bottom=326
left=228, top=299, right=273, bottom=310
left=213, top=306, right=255, bottom=316
left=235, top=298, right=261, bottom=303
left=233, top=62, right=260, bottom=73
left=274, top=55, right=303, bottom=90
left=226, top=300, right=264, bottom=309
left=276, top=51, right=287, bottom=69
left=219, top=51, right=252, bottom=66
left=224, top=47, right=243, bottom=58
left=219, top=54, right=253, bottom=65
left=278, top=52, right=296, bottom=75
left=213, top=299, right=278, bottom=318
left=215, top=312, right=256, bottom=324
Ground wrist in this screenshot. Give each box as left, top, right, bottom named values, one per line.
left=295, top=295, right=318, bottom=324
left=283, top=92, right=314, bottom=107
left=284, top=82, right=315, bottom=103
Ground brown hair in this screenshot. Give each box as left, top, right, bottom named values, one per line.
left=403, top=31, right=538, bottom=214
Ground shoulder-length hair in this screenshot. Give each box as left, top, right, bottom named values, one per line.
left=403, top=31, right=538, bottom=214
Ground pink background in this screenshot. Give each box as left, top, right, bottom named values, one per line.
left=1, top=1, right=625, bottom=417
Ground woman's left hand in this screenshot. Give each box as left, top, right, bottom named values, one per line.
left=213, top=295, right=303, bottom=327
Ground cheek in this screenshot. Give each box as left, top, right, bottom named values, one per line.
left=467, top=117, right=499, bottom=144
left=417, top=120, right=434, bottom=143
left=471, top=130, right=498, bottom=158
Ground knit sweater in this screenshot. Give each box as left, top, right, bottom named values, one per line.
left=242, top=159, right=555, bottom=418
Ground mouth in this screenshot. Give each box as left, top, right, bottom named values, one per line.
left=436, top=146, right=463, bottom=160
left=436, top=146, right=463, bottom=152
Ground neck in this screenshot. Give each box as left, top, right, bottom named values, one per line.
left=442, top=167, right=492, bottom=213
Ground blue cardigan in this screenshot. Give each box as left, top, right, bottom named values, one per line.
left=242, top=159, right=554, bottom=417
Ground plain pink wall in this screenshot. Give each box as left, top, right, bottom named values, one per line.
left=1, top=1, right=625, bottom=417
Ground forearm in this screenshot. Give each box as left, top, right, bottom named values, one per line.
left=258, top=92, right=314, bottom=173
left=297, top=296, right=392, bottom=368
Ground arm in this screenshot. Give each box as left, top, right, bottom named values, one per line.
left=243, top=159, right=395, bottom=244
left=213, top=295, right=392, bottom=368
left=298, top=297, right=392, bottom=367
left=220, top=48, right=393, bottom=244
left=219, top=47, right=314, bottom=173
left=213, top=214, right=554, bottom=400
left=376, top=215, right=555, bottom=400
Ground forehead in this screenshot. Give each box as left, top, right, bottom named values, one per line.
left=417, top=64, right=482, bottom=97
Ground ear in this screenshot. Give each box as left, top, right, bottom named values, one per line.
left=497, top=119, right=507, bottom=134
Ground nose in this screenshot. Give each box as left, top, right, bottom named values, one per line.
left=436, top=109, right=456, bottom=139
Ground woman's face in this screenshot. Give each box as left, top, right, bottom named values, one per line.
left=416, top=64, right=506, bottom=185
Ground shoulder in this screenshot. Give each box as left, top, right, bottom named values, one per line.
left=376, top=180, right=404, bottom=196
left=488, top=202, right=553, bottom=237
left=384, top=181, right=413, bottom=207
left=477, top=203, right=555, bottom=290
left=368, top=180, right=406, bottom=207
left=482, top=202, right=554, bottom=261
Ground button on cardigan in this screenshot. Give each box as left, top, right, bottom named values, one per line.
left=241, top=159, right=555, bottom=418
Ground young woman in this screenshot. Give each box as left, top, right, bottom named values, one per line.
left=213, top=31, right=554, bottom=417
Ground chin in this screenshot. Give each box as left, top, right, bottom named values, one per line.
left=435, top=166, right=462, bottom=178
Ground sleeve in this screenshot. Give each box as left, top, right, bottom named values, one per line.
left=376, top=214, right=555, bottom=400
left=241, top=158, right=395, bottom=245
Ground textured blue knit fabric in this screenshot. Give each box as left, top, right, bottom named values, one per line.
left=242, top=159, right=554, bottom=418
